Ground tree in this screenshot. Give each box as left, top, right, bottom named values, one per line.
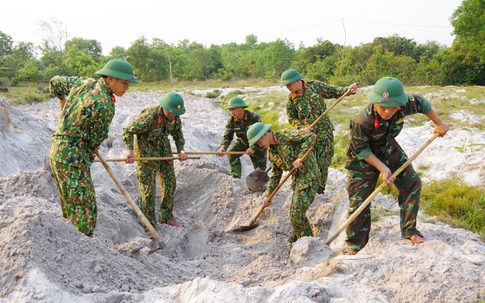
left=0, top=31, right=13, bottom=56
left=65, top=38, right=103, bottom=62
left=36, top=18, right=69, bottom=53
left=451, top=0, right=485, bottom=64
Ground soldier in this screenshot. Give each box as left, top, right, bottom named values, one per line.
left=49, top=59, right=138, bottom=237
left=122, top=92, right=187, bottom=233
left=345, top=77, right=449, bottom=255
left=247, top=122, right=321, bottom=251
left=281, top=69, right=358, bottom=195
left=217, top=97, right=267, bottom=178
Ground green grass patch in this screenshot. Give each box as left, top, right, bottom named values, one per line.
left=421, top=177, right=485, bottom=240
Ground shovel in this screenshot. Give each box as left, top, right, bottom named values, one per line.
left=324, top=133, right=440, bottom=245
left=94, top=156, right=200, bottom=162
left=244, top=87, right=353, bottom=191
left=233, top=147, right=313, bottom=232
left=95, top=151, right=167, bottom=253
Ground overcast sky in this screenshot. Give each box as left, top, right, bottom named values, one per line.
left=2, top=0, right=464, bottom=55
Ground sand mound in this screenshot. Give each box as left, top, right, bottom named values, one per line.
left=1, top=90, right=484, bottom=302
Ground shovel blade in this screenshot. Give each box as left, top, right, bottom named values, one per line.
left=246, top=168, right=269, bottom=191
left=232, top=222, right=260, bottom=232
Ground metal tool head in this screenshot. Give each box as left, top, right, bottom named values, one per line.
left=246, top=168, right=269, bottom=191
left=232, top=222, right=260, bottom=232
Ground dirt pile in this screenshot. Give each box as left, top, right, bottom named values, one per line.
left=0, top=90, right=484, bottom=302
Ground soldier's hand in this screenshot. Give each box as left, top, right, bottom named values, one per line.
left=381, top=168, right=395, bottom=185
left=217, top=147, right=225, bottom=156
left=179, top=151, right=187, bottom=161
left=263, top=196, right=272, bottom=208
left=246, top=148, right=254, bottom=155
left=125, top=150, right=135, bottom=164
left=293, top=158, right=302, bottom=168
left=349, top=82, right=359, bottom=94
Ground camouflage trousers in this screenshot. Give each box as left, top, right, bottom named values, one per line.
left=345, top=162, right=422, bottom=252
left=227, top=138, right=267, bottom=178
left=314, top=133, right=334, bottom=195
left=137, top=160, right=176, bottom=226
left=288, top=181, right=317, bottom=244
left=50, top=159, right=97, bottom=237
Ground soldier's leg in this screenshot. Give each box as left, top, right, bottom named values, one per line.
left=159, top=161, right=176, bottom=224
left=316, top=135, right=334, bottom=194
left=345, top=168, right=379, bottom=252
left=50, top=159, right=97, bottom=237
left=289, top=182, right=317, bottom=244
left=227, top=139, right=245, bottom=178
left=136, top=164, right=157, bottom=226
left=394, top=164, right=422, bottom=239
left=250, top=145, right=267, bottom=170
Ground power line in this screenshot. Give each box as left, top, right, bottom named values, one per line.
left=260, top=18, right=452, bottom=39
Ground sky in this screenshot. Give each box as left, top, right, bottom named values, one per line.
left=2, top=0, right=464, bottom=56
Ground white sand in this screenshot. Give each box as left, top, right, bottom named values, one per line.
left=1, top=88, right=484, bottom=303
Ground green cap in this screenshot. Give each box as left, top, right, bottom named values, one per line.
left=95, top=59, right=138, bottom=84
left=159, top=92, right=186, bottom=115
left=247, top=122, right=272, bottom=145
left=367, top=77, right=408, bottom=107
left=226, top=97, right=248, bottom=109
left=280, top=69, right=304, bottom=86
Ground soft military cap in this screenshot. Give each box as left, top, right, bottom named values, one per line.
left=247, top=122, right=272, bottom=145
left=95, top=59, right=138, bottom=84
left=280, top=69, right=304, bottom=86
left=367, top=77, right=408, bottom=107
left=159, top=92, right=186, bottom=115
left=226, top=97, right=248, bottom=109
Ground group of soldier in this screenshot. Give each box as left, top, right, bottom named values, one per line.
left=48, top=59, right=449, bottom=255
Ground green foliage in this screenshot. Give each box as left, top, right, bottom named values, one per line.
left=1, top=86, right=52, bottom=106
left=331, top=130, right=349, bottom=171
left=421, top=177, right=485, bottom=239
left=205, top=90, right=221, bottom=99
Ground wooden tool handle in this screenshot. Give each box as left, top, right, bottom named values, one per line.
left=95, top=151, right=163, bottom=244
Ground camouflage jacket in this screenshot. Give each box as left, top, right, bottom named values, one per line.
left=122, top=105, right=185, bottom=160
left=266, top=129, right=320, bottom=194
left=286, top=80, right=349, bottom=137
left=49, top=76, right=115, bottom=166
left=345, top=94, right=432, bottom=170
left=220, top=110, right=261, bottom=149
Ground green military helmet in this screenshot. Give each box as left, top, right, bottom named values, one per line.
left=367, top=77, right=408, bottom=107
left=247, top=122, right=272, bottom=145
left=159, top=92, right=186, bottom=115
left=226, top=97, right=248, bottom=109
left=95, top=59, right=138, bottom=84
left=280, top=69, right=304, bottom=86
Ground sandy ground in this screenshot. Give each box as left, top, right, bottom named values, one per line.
left=0, top=88, right=484, bottom=303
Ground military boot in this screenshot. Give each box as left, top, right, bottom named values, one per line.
left=230, top=163, right=242, bottom=178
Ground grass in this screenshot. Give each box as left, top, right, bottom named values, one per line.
left=421, top=177, right=485, bottom=239
left=4, top=80, right=485, bottom=239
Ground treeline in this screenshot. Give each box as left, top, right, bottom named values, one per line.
left=1, top=0, right=484, bottom=87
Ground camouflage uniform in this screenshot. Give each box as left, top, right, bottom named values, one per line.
left=220, top=110, right=267, bottom=178
left=286, top=80, right=351, bottom=194
left=345, top=94, right=432, bottom=252
left=122, top=105, right=185, bottom=226
left=49, top=76, right=116, bottom=237
left=266, top=129, right=321, bottom=244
